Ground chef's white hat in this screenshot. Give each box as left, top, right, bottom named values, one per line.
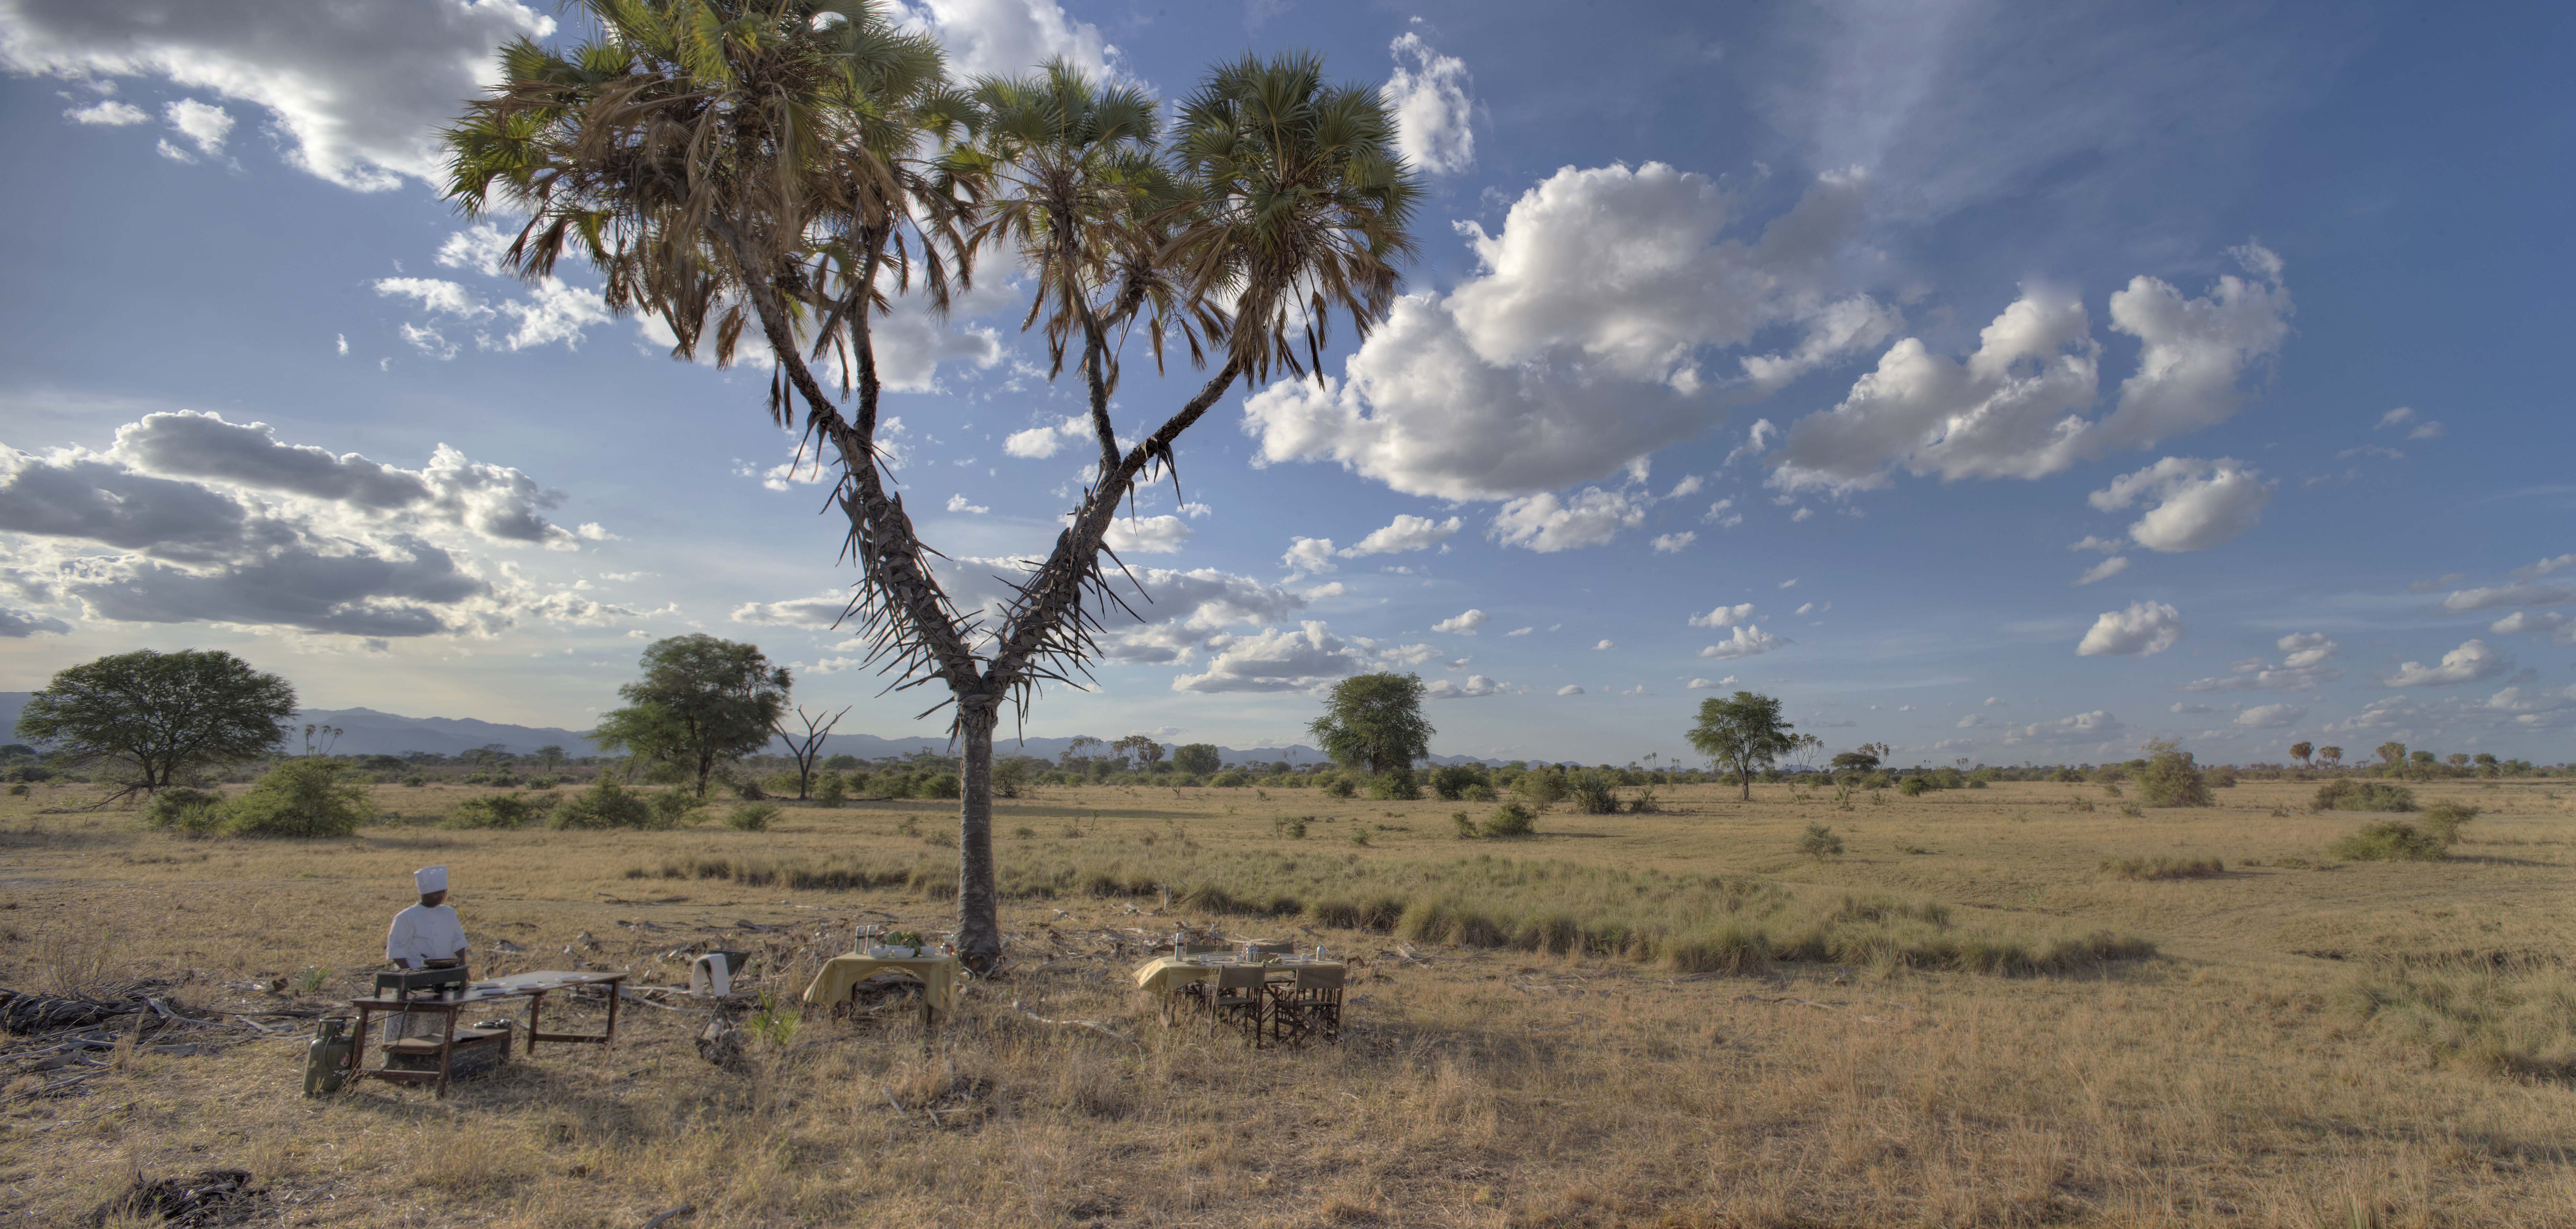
left=414, top=865, right=449, bottom=894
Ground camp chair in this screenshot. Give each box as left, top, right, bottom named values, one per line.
left=1209, top=966, right=1269, bottom=1047
left=1269, top=965, right=1343, bottom=1046
left=1168, top=944, right=1233, bottom=1020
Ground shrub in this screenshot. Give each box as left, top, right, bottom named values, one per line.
left=1797, top=823, right=1844, bottom=859
left=919, top=773, right=962, bottom=800
left=224, top=759, right=370, bottom=838
left=1461, top=782, right=1498, bottom=803
left=1367, top=768, right=1421, bottom=800
left=1627, top=786, right=1661, bottom=814
left=1453, top=810, right=1478, bottom=839
left=140, top=786, right=227, bottom=836
left=1898, top=776, right=1931, bottom=797
left=2315, top=779, right=2418, bottom=813
left=2421, top=802, right=2481, bottom=845
left=814, top=772, right=847, bottom=806
left=551, top=775, right=658, bottom=830
left=2100, top=855, right=2225, bottom=880
left=1428, top=764, right=1487, bottom=801
left=727, top=802, right=780, bottom=832
left=1482, top=802, right=1537, bottom=838
left=1513, top=765, right=1570, bottom=805
left=1210, top=770, right=1251, bottom=788
left=2329, top=821, right=2447, bottom=861
left=2136, top=739, right=2212, bottom=807
left=1321, top=774, right=1357, bottom=799
left=447, top=791, right=553, bottom=830
left=402, top=774, right=428, bottom=787
left=650, top=789, right=709, bottom=827
left=1568, top=769, right=1620, bottom=815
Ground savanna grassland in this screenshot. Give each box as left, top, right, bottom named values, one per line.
left=4, top=774, right=2574, bottom=1227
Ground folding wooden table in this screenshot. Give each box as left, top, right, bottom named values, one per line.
left=345, top=970, right=627, bottom=1098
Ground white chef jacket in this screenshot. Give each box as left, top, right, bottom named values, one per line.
left=386, top=902, right=469, bottom=966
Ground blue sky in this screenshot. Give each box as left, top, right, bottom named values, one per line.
left=2, top=0, right=2571, bottom=764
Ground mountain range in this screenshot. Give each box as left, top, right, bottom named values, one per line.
left=0, top=693, right=1511, bottom=766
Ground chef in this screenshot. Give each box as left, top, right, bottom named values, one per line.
left=386, top=865, right=470, bottom=972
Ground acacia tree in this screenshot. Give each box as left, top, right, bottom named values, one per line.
left=593, top=634, right=791, bottom=797
left=447, top=5, right=1418, bottom=968
left=1308, top=673, right=1434, bottom=776
left=1688, top=690, right=1799, bottom=801
left=14, top=649, right=295, bottom=800
left=2289, top=741, right=2313, bottom=768
left=1110, top=733, right=1163, bottom=767
left=2318, top=745, right=2344, bottom=769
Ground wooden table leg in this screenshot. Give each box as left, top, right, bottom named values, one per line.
left=603, top=979, right=620, bottom=1045
left=435, top=1005, right=456, bottom=1100
left=348, top=1004, right=371, bottom=1084
left=525, top=991, right=543, bottom=1055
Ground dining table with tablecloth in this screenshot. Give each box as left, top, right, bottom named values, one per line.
left=802, top=952, right=959, bottom=1023
left=1132, top=954, right=1345, bottom=995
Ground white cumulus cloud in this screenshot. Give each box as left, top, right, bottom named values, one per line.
left=1489, top=487, right=1647, bottom=553
left=1385, top=31, right=1474, bottom=175
left=1699, top=624, right=1787, bottom=660
left=1342, top=514, right=1461, bottom=557
left=2383, top=638, right=2507, bottom=688
left=2087, top=456, right=2272, bottom=552
left=1686, top=676, right=1738, bottom=689
left=1651, top=532, right=1697, bottom=553
left=1432, top=609, right=1489, bottom=635
left=2073, top=556, right=2129, bottom=585
left=1771, top=246, right=2289, bottom=494
left=2076, top=600, right=2183, bottom=656
left=1690, top=602, right=1756, bottom=628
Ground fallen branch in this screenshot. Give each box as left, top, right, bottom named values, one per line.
left=1009, top=1001, right=1139, bottom=1050
left=641, top=1206, right=697, bottom=1229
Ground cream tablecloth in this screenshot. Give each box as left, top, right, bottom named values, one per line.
left=803, top=953, right=958, bottom=1019
left=1133, top=956, right=1343, bottom=995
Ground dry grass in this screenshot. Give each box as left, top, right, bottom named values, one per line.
left=2, top=776, right=2574, bottom=1226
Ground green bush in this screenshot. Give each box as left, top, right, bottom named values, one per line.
left=1428, top=764, right=1488, bottom=801
left=2136, top=739, right=2212, bottom=807
left=1453, top=810, right=1478, bottom=839
left=224, top=760, right=371, bottom=838
left=140, top=786, right=227, bottom=837
left=649, top=789, right=709, bottom=828
left=1367, top=768, right=1421, bottom=800
left=551, top=776, right=659, bottom=830
left=447, top=791, right=553, bottom=830
left=2330, top=821, right=2447, bottom=861
left=1461, top=782, right=1498, bottom=803
left=727, top=802, right=780, bottom=832
left=2421, top=802, right=2481, bottom=845
left=1897, top=776, right=1932, bottom=798
left=402, top=774, right=427, bottom=787
left=1568, top=769, right=1620, bottom=814
left=1797, top=822, right=1844, bottom=859
left=1482, top=802, right=1537, bottom=838
left=1321, top=775, right=1357, bottom=799
left=2315, top=779, right=2417, bottom=813
left=1210, top=770, right=1250, bottom=788
left=1512, top=765, right=1570, bottom=805
left=814, top=772, right=847, bottom=806
left=919, top=773, right=962, bottom=800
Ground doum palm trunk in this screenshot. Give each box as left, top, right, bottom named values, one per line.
left=954, top=692, right=1001, bottom=961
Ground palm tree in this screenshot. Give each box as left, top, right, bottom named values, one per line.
left=2289, top=741, right=2312, bottom=768
left=446, top=22, right=1419, bottom=968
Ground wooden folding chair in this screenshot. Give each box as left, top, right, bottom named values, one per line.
left=1168, top=945, right=1233, bottom=1021
left=1208, top=965, right=1269, bottom=1047
left=1269, top=965, right=1343, bottom=1047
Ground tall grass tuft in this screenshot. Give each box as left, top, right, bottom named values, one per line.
left=2339, top=958, right=2576, bottom=1081
left=2100, top=855, right=2225, bottom=880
